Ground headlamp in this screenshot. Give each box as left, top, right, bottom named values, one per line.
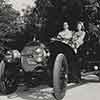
left=5, top=50, right=13, bottom=62
left=5, top=50, right=20, bottom=62
left=33, top=46, right=49, bottom=63
left=33, top=47, right=43, bottom=63
left=12, top=50, right=21, bottom=59
left=35, top=48, right=42, bottom=53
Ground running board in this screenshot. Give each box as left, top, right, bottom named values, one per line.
left=81, top=70, right=100, bottom=76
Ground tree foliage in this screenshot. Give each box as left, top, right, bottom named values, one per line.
left=24, top=0, right=100, bottom=43
left=0, top=0, right=27, bottom=50
left=0, top=0, right=21, bottom=38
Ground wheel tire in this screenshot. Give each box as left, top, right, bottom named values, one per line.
left=53, top=53, right=68, bottom=100
left=0, top=61, right=17, bottom=94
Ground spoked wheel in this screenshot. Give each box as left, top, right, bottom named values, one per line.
left=0, top=62, right=17, bottom=94
left=53, top=53, right=68, bottom=100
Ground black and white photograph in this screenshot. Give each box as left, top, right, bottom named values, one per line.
left=0, top=0, right=100, bottom=100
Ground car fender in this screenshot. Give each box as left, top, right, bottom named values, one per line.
left=47, top=41, right=76, bottom=69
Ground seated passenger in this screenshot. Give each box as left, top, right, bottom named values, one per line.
left=57, top=22, right=73, bottom=44
left=73, top=22, right=86, bottom=50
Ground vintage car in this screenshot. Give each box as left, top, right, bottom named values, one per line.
left=0, top=32, right=100, bottom=100
left=0, top=39, right=70, bottom=100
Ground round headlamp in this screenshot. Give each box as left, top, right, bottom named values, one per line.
left=5, top=50, right=13, bottom=62
left=5, top=50, right=20, bottom=62
left=12, top=50, right=21, bottom=59
left=33, top=47, right=44, bottom=63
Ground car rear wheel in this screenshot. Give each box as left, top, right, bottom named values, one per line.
left=0, top=61, right=17, bottom=94
left=53, top=53, right=68, bottom=100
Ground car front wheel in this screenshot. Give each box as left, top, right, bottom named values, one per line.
left=53, top=53, right=68, bottom=100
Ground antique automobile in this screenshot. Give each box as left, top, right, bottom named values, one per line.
left=0, top=31, right=100, bottom=100
left=0, top=39, right=71, bottom=100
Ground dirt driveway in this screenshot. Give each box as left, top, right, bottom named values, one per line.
left=0, top=75, right=100, bottom=100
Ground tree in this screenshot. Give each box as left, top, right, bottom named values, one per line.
left=0, top=0, right=21, bottom=38
left=24, top=0, right=100, bottom=43
left=0, top=0, right=27, bottom=50
left=23, top=0, right=84, bottom=42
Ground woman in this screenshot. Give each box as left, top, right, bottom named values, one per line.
left=73, top=22, right=86, bottom=51
left=57, top=22, right=73, bottom=45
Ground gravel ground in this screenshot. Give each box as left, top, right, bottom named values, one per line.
left=0, top=75, right=100, bottom=100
